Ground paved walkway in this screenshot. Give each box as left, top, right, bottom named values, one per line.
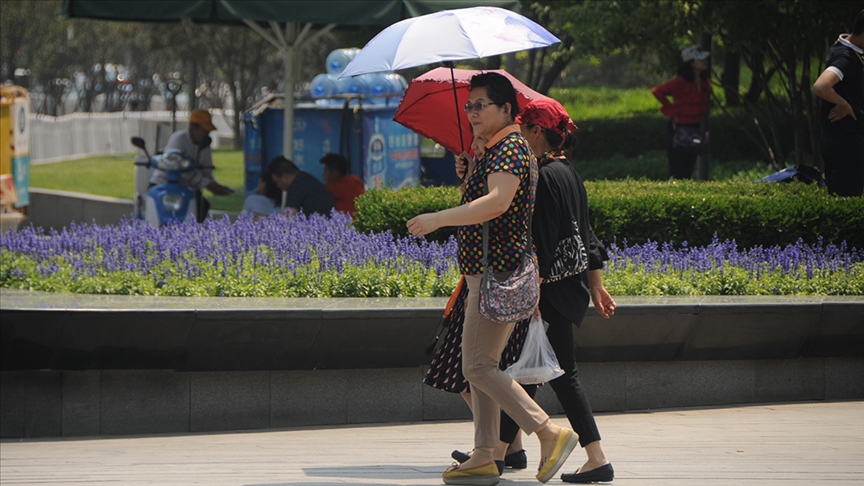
left=1, top=401, right=862, bottom=486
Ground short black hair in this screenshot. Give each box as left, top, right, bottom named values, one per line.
left=854, top=9, right=864, bottom=36
left=320, top=153, right=350, bottom=177
left=259, top=169, right=282, bottom=203
left=469, top=72, right=520, bottom=121
left=268, top=156, right=299, bottom=176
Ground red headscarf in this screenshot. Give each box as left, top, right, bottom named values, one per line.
left=514, top=98, right=578, bottom=140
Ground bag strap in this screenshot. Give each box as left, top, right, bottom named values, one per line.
left=481, top=139, right=535, bottom=271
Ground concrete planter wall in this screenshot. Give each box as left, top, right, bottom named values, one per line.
left=2, top=290, right=862, bottom=438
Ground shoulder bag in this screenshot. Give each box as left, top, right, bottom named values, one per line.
left=672, top=123, right=710, bottom=155
left=545, top=219, right=589, bottom=283
left=478, top=168, right=540, bottom=324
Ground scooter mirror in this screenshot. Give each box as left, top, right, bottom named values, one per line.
left=198, top=135, right=212, bottom=149
left=131, top=137, right=146, bottom=150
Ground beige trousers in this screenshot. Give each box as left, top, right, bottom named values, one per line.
left=462, top=274, right=549, bottom=448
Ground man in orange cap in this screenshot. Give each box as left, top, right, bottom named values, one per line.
left=150, top=109, right=233, bottom=222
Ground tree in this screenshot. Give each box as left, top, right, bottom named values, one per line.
left=1, top=0, right=72, bottom=114
left=704, top=0, right=855, bottom=168
left=198, top=24, right=281, bottom=150
left=512, top=0, right=696, bottom=94
left=520, top=0, right=859, bottom=168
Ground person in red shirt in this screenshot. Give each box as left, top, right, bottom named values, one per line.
left=652, top=45, right=713, bottom=179
left=320, top=153, right=365, bottom=217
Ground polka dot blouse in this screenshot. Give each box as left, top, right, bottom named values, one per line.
left=456, top=132, right=537, bottom=275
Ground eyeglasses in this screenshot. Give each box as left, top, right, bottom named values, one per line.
left=463, top=101, right=499, bottom=113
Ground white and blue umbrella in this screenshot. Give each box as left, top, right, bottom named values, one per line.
left=339, top=6, right=560, bottom=152
left=340, top=6, right=560, bottom=77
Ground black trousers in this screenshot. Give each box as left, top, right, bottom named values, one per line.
left=195, top=190, right=211, bottom=223
left=667, top=120, right=698, bottom=179
left=822, top=131, right=864, bottom=197
left=499, top=300, right=602, bottom=447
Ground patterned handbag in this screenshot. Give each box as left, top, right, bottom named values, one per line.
left=478, top=171, right=540, bottom=324
left=479, top=248, right=540, bottom=324
left=545, top=219, right=589, bottom=283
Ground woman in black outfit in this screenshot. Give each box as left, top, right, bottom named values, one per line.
left=517, top=98, right=617, bottom=484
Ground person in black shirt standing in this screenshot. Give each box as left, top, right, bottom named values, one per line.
left=814, top=9, right=864, bottom=197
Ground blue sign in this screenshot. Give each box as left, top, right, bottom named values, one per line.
left=362, top=110, right=420, bottom=189
left=244, top=104, right=420, bottom=193
left=12, top=155, right=29, bottom=207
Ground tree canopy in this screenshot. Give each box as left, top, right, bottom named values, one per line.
left=1, top=0, right=859, bottom=164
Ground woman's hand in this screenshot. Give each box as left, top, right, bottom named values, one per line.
left=828, top=101, right=857, bottom=122
left=590, top=285, right=616, bottom=319
left=660, top=104, right=677, bottom=118
left=455, top=153, right=469, bottom=179
left=407, top=213, right=441, bottom=237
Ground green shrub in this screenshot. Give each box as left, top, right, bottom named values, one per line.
left=352, top=180, right=864, bottom=248
left=572, top=150, right=777, bottom=182
left=354, top=186, right=460, bottom=242
left=572, top=151, right=669, bottom=181
left=587, top=179, right=864, bottom=248
left=567, top=112, right=798, bottom=164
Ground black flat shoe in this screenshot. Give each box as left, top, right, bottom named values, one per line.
left=561, top=463, right=614, bottom=483
left=450, top=450, right=504, bottom=475
left=452, top=450, right=471, bottom=463
left=504, top=449, right=527, bottom=469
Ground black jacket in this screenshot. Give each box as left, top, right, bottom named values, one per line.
left=532, top=154, right=608, bottom=326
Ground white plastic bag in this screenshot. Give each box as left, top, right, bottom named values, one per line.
left=505, top=314, right=565, bottom=385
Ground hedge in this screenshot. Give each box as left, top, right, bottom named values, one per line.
left=571, top=113, right=797, bottom=163
left=352, top=180, right=864, bottom=249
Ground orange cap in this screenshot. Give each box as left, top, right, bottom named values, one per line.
left=189, top=109, right=216, bottom=132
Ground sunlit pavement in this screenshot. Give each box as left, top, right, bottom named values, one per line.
left=1, top=400, right=862, bottom=485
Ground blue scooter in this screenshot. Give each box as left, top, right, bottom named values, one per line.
left=130, top=135, right=210, bottom=226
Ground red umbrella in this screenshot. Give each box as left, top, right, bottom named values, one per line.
left=393, top=68, right=550, bottom=155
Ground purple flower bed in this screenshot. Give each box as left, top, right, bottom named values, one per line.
left=2, top=215, right=862, bottom=296
left=1, top=212, right=456, bottom=279
left=607, top=236, right=862, bottom=277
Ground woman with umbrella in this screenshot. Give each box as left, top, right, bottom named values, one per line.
left=408, top=72, right=578, bottom=485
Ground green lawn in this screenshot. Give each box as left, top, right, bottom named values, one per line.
left=30, top=148, right=246, bottom=211
left=550, top=86, right=661, bottom=120
left=30, top=86, right=766, bottom=211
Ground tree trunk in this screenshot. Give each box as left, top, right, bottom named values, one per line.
left=537, top=36, right=574, bottom=95
left=721, top=49, right=741, bottom=106
left=189, top=62, right=198, bottom=110
left=531, top=46, right=547, bottom=92
left=800, top=42, right=822, bottom=170
left=743, top=50, right=765, bottom=105
left=526, top=49, right=537, bottom=88
left=485, top=55, right=501, bottom=70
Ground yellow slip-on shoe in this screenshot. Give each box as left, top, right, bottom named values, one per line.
left=536, top=427, right=579, bottom=483
left=442, top=461, right=500, bottom=485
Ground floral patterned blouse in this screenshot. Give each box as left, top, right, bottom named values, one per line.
left=456, top=132, right=537, bottom=275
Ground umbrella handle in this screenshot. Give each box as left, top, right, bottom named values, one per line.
left=445, top=62, right=465, bottom=155
left=445, top=61, right=468, bottom=184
